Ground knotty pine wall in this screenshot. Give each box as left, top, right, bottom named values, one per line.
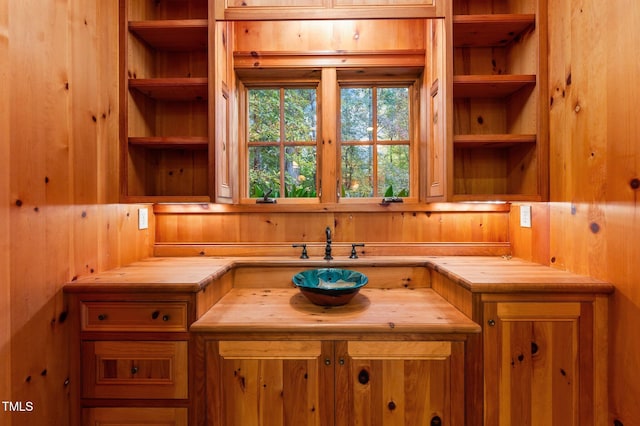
left=0, top=1, right=152, bottom=425
left=510, top=0, right=640, bottom=423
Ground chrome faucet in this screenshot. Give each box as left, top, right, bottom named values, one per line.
left=324, top=226, right=333, bottom=260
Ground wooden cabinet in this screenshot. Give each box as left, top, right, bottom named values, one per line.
left=335, top=341, right=464, bottom=426
left=450, top=0, right=548, bottom=201
left=202, top=339, right=464, bottom=426
left=482, top=300, right=600, bottom=426
left=121, top=0, right=212, bottom=202
left=68, top=294, right=195, bottom=426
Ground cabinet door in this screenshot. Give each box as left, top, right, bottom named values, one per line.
left=210, top=340, right=333, bottom=426
left=336, top=341, right=464, bottom=426
left=483, top=302, right=585, bottom=426
left=82, top=341, right=188, bottom=399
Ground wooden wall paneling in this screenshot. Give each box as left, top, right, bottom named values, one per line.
left=512, top=0, right=640, bottom=424
left=0, top=0, right=10, bottom=416
left=508, top=202, right=550, bottom=264
left=234, top=19, right=426, bottom=53
left=4, top=1, right=151, bottom=425
left=154, top=211, right=510, bottom=245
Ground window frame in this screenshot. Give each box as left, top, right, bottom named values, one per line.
left=337, top=81, right=417, bottom=201
left=238, top=71, right=421, bottom=205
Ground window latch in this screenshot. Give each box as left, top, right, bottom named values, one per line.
left=256, top=188, right=277, bottom=204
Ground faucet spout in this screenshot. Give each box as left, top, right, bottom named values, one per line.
left=324, top=226, right=333, bottom=260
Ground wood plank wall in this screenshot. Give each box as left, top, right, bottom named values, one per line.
left=1, top=0, right=10, bottom=418
left=510, top=0, right=640, bottom=423
left=0, top=1, right=152, bottom=425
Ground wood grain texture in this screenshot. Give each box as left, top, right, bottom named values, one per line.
left=4, top=1, right=152, bottom=425
left=191, top=287, right=481, bottom=335
left=0, top=0, right=10, bottom=418
left=514, top=1, right=640, bottom=423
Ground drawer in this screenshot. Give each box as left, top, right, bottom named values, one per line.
left=83, top=407, right=188, bottom=426
left=82, top=341, right=188, bottom=399
left=81, top=301, right=188, bottom=332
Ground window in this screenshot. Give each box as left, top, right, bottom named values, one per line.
left=242, top=75, right=415, bottom=203
left=247, top=87, right=318, bottom=199
left=340, top=86, right=411, bottom=198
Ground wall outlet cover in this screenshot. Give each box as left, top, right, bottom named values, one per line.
left=138, top=208, right=149, bottom=230
left=520, top=205, right=532, bottom=228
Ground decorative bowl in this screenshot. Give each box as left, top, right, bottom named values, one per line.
left=292, top=268, right=368, bottom=306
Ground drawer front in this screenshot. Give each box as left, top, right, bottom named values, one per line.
left=81, top=301, right=188, bottom=331
left=83, top=407, right=188, bottom=426
left=82, top=341, right=188, bottom=399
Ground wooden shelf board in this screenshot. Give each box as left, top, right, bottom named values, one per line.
left=453, top=74, right=536, bottom=98
left=129, top=20, right=208, bottom=51
left=453, top=14, right=535, bottom=47
left=453, top=134, right=536, bottom=148
left=129, top=136, right=209, bottom=150
left=128, top=78, right=208, bottom=100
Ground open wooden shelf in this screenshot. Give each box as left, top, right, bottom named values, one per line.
left=452, top=74, right=536, bottom=98
left=128, top=78, right=208, bottom=100
left=453, top=14, right=535, bottom=47
left=128, top=136, right=208, bottom=149
left=453, top=134, right=536, bottom=148
left=129, top=19, right=208, bottom=51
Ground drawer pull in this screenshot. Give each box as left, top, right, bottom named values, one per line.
left=97, top=314, right=107, bottom=321
left=162, top=315, right=170, bottom=322
left=151, top=311, right=160, bottom=320
left=488, top=319, right=496, bottom=326
left=131, top=366, right=138, bottom=375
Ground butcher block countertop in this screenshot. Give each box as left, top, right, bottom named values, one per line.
left=63, top=255, right=614, bottom=294
left=190, top=287, right=481, bottom=336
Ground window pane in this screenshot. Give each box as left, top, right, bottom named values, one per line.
left=285, top=146, right=317, bottom=198
left=377, top=145, right=409, bottom=197
left=249, top=89, right=280, bottom=143
left=377, top=87, right=409, bottom=141
left=340, top=88, right=373, bottom=141
left=248, top=146, right=280, bottom=197
left=341, top=145, right=373, bottom=197
left=285, top=89, right=317, bottom=142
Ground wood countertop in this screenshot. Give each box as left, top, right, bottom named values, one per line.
left=190, top=287, right=481, bottom=336
left=63, top=255, right=614, bottom=294
left=426, top=256, right=614, bottom=293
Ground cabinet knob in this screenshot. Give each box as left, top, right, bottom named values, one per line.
left=488, top=319, right=496, bottom=326
left=97, top=314, right=107, bottom=321
left=162, top=314, right=170, bottom=322
left=151, top=310, right=160, bottom=320
left=324, top=358, right=331, bottom=366
left=339, top=358, right=345, bottom=366
left=131, top=366, right=138, bottom=375
left=430, top=415, right=442, bottom=426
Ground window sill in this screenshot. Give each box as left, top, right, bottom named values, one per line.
left=153, top=201, right=511, bottom=215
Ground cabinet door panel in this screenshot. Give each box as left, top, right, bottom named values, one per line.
left=212, top=340, right=332, bottom=426
left=337, top=341, right=458, bottom=426
left=484, top=302, right=581, bottom=426
left=82, top=341, right=188, bottom=399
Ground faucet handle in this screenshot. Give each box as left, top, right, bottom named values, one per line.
left=350, top=243, right=365, bottom=259
left=292, top=244, right=309, bottom=259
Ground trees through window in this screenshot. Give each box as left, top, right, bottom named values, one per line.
left=245, top=80, right=412, bottom=202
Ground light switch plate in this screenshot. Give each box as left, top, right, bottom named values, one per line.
left=138, top=208, right=149, bottom=230
left=520, top=205, right=532, bottom=228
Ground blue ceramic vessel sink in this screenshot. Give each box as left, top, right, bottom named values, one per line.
left=292, top=268, right=368, bottom=306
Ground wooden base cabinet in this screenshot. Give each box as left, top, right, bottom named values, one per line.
left=482, top=299, right=604, bottom=426
left=199, top=339, right=465, bottom=426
